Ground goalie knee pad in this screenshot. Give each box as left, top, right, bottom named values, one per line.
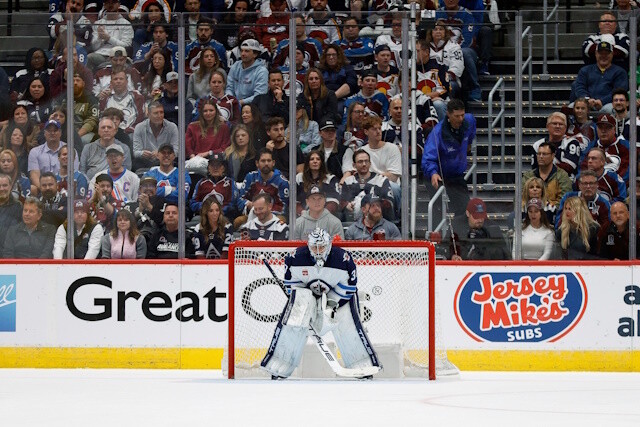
left=261, top=289, right=317, bottom=378
left=331, top=297, right=380, bottom=370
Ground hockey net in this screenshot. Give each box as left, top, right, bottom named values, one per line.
left=225, top=240, right=458, bottom=380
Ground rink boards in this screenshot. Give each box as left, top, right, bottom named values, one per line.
left=0, top=260, right=639, bottom=371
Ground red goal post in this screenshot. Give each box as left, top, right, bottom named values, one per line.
left=227, top=240, right=455, bottom=380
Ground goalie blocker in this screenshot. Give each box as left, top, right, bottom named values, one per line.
left=261, top=229, right=380, bottom=379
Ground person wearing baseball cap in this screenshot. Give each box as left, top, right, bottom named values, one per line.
left=52, top=198, right=104, bottom=260
left=345, top=193, right=401, bottom=241
left=582, top=13, right=630, bottom=70
left=29, top=118, right=80, bottom=192
left=226, top=37, right=269, bottom=105
left=581, top=112, right=631, bottom=183
left=570, top=26, right=627, bottom=113
left=445, top=196, right=510, bottom=261
left=142, top=141, right=191, bottom=203
left=293, top=185, right=344, bottom=240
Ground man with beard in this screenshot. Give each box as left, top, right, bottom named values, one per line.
left=134, top=22, right=179, bottom=71
left=185, top=19, right=227, bottom=76
left=189, top=153, right=241, bottom=221
left=0, top=174, right=23, bottom=249
left=611, top=88, right=629, bottom=133
left=38, top=172, right=68, bottom=228
left=556, top=170, right=611, bottom=230
left=524, top=141, right=572, bottom=211
left=50, top=47, right=94, bottom=99
left=305, top=0, right=341, bottom=47
left=345, top=194, right=400, bottom=240
left=272, top=16, right=322, bottom=69
left=89, top=173, right=122, bottom=232
left=147, top=202, right=204, bottom=258
left=2, top=197, right=56, bottom=259
left=239, top=193, right=289, bottom=241
left=93, top=47, right=142, bottom=101
left=54, top=71, right=99, bottom=147
left=124, top=175, right=164, bottom=242
left=48, top=0, right=93, bottom=49
left=264, top=116, right=304, bottom=179
left=236, top=149, right=289, bottom=229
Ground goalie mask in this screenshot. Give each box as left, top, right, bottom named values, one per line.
left=308, top=228, right=331, bottom=267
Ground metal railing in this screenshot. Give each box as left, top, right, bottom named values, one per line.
left=522, top=26, right=533, bottom=114
left=542, top=0, right=560, bottom=76
left=485, top=77, right=505, bottom=187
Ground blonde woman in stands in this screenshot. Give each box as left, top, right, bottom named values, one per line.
left=556, top=196, right=601, bottom=260
left=521, top=176, right=555, bottom=225
left=225, top=124, right=256, bottom=182
left=513, top=198, right=556, bottom=261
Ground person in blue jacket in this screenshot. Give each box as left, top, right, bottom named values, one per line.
left=421, top=98, right=476, bottom=216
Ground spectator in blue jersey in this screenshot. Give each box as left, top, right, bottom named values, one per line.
left=134, top=22, right=179, bottom=72
left=132, top=101, right=179, bottom=171
left=0, top=149, right=32, bottom=200
left=185, top=18, right=227, bottom=76
left=189, top=153, right=242, bottom=221
left=422, top=98, right=475, bottom=216
left=583, top=147, right=627, bottom=203
left=570, top=41, right=628, bottom=114
left=235, top=148, right=289, bottom=229
left=130, top=1, right=171, bottom=55
left=143, top=142, right=191, bottom=204
left=342, top=68, right=389, bottom=125
left=272, top=16, right=323, bottom=69
left=47, top=0, right=92, bottom=52
left=319, top=44, right=358, bottom=116
left=56, top=146, right=89, bottom=199
left=556, top=170, right=611, bottom=230
left=339, top=17, right=375, bottom=73
left=226, top=39, right=269, bottom=106
left=436, top=0, right=482, bottom=102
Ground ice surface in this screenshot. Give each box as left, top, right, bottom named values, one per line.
left=1, top=370, right=639, bottom=426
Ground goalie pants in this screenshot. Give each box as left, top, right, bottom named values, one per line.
left=261, top=288, right=380, bottom=378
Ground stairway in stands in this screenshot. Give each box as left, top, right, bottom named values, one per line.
left=0, top=1, right=51, bottom=73
left=413, top=1, right=607, bottom=240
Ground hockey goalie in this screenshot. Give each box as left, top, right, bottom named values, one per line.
left=261, top=228, right=381, bottom=379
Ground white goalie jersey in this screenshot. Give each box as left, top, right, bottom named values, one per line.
left=283, top=245, right=357, bottom=306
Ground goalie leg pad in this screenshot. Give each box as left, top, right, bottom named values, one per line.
left=261, top=288, right=317, bottom=378
left=331, top=296, right=380, bottom=370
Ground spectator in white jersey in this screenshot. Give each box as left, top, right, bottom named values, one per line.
left=88, top=144, right=139, bottom=203
left=239, top=193, right=289, bottom=241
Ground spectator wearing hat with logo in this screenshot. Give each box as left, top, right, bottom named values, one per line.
left=444, top=197, right=510, bottom=261
left=582, top=11, right=630, bottom=71
left=226, top=39, right=269, bottom=106
left=92, top=47, right=143, bottom=102
left=89, top=143, right=140, bottom=203
left=80, top=116, right=132, bottom=181
left=293, top=185, right=344, bottom=240
left=132, top=100, right=179, bottom=171
left=189, top=153, right=242, bottom=221
left=88, top=0, right=134, bottom=70
left=53, top=199, right=104, bottom=259
left=513, top=197, right=555, bottom=261
left=345, top=193, right=400, bottom=241
left=570, top=40, right=628, bottom=114
left=158, top=71, right=194, bottom=127
left=579, top=113, right=631, bottom=184
left=28, top=119, right=80, bottom=195
left=143, top=142, right=191, bottom=204
left=2, top=197, right=56, bottom=259
left=342, top=68, right=390, bottom=126
left=580, top=146, right=627, bottom=203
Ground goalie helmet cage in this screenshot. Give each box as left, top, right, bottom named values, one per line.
left=226, top=240, right=458, bottom=380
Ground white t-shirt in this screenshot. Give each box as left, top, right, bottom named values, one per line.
left=362, top=142, right=402, bottom=177
left=514, top=225, right=555, bottom=260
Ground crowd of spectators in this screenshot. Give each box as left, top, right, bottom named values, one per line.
left=11, top=1, right=638, bottom=262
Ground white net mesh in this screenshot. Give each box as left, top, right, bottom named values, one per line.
left=226, top=242, right=458, bottom=379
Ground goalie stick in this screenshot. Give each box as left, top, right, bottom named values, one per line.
left=259, top=255, right=381, bottom=379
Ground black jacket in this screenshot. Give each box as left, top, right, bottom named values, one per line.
left=251, top=91, right=290, bottom=126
